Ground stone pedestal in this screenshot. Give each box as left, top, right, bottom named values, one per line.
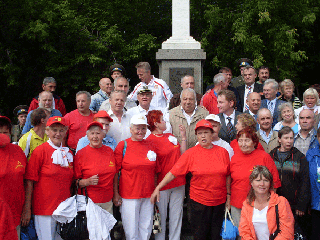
left=156, top=49, right=206, bottom=94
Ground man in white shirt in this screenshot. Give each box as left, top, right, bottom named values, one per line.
left=128, top=62, right=173, bottom=109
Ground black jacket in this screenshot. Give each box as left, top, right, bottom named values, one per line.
left=269, top=146, right=310, bottom=212
left=236, top=83, right=263, bottom=111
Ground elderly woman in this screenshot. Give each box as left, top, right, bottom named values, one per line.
left=279, top=79, right=302, bottom=109
left=22, top=117, right=73, bottom=240
left=239, top=166, right=294, bottom=239
left=273, top=102, right=300, bottom=135
left=113, top=114, right=157, bottom=240
left=151, top=119, right=231, bottom=240
left=230, top=127, right=281, bottom=229
left=74, top=121, right=116, bottom=214
left=146, top=110, right=186, bottom=240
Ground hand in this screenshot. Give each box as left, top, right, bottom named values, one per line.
left=296, top=210, right=305, bottom=216
left=21, top=207, right=31, bottom=227
left=179, top=125, right=186, bottom=139
left=150, top=188, right=160, bottom=204
left=225, top=195, right=231, bottom=211
left=113, top=192, right=122, bottom=206
left=87, top=175, right=99, bottom=186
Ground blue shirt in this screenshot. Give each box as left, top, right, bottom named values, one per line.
left=306, top=143, right=320, bottom=210
left=90, top=89, right=109, bottom=112
left=259, top=129, right=273, bottom=144
left=22, top=109, right=62, bottom=135
left=76, top=134, right=117, bottom=153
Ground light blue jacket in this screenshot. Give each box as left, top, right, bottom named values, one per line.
left=76, top=135, right=117, bottom=153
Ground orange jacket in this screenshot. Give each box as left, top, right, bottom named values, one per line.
left=239, top=191, right=294, bottom=240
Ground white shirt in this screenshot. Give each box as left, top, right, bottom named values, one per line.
left=252, top=206, right=269, bottom=240
left=223, top=110, right=236, bottom=126
left=107, top=109, right=132, bottom=144
left=294, top=105, right=320, bottom=121
left=243, top=84, right=255, bottom=112
left=99, top=98, right=137, bottom=112
left=181, top=106, right=197, bottom=125
left=128, top=76, right=173, bottom=109
left=212, top=139, right=234, bottom=160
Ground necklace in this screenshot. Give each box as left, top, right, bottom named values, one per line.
left=153, top=133, right=164, bottom=137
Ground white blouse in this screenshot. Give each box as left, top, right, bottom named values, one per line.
left=252, top=206, right=270, bottom=240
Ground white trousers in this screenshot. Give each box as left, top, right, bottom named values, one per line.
left=120, top=198, right=154, bottom=240
left=155, top=185, right=185, bottom=240
left=34, top=215, right=63, bottom=240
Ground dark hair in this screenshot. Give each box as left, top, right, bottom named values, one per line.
left=278, top=126, right=294, bottom=139
left=219, top=67, right=232, bottom=73
left=146, top=110, right=163, bottom=132
left=0, top=118, right=11, bottom=132
left=31, top=108, right=48, bottom=126
left=218, top=89, right=236, bottom=108
left=247, top=165, right=274, bottom=205
left=236, top=127, right=259, bottom=149
left=317, top=127, right=320, bottom=137
left=258, top=65, right=269, bottom=72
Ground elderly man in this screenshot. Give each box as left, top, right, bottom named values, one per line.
left=107, top=90, right=133, bottom=144
left=22, top=91, right=62, bottom=134
left=257, top=66, right=270, bottom=85
left=129, top=62, right=173, bottom=109
left=256, top=108, right=279, bottom=153
left=169, top=75, right=202, bottom=109
left=12, top=105, right=28, bottom=143
left=169, top=88, right=209, bottom=149
left=100, top=77, right=136, bottom=112
left=294, top=109, right=319, bottom=155
left=28, top=77, right=67, bottom=116
left=261, top=79, right=285, bottom=128
left=64, top=91, right=94, bottom=151
left=76, top=110, right=116, bottom=153
left=237, top=66, right=263, bottom=112
left=90, top=78, right=113, bottom=112
left=217, top=90, right=241, bottom=143
left=200, top=73, right=228, bottom=114
left=244, top=92, right=261, bottom=120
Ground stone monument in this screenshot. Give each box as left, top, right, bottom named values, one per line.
left=156, top=0, right=206, bottom=94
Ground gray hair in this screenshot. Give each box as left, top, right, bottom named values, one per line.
left=43, top=77, right=56, bottom=85
left=264, top=79, right=278, bottom=90
left=257, top=108, right=272, bottom=119
left=279, top=79, right=294, bottom=92
left=110, top=90, right=127, bottom=101
left=86, top=126, right=106, bottom=138
left=76, top=91, right=91, bottom=100
left=135, top=62, right=151, bottom=72
left=303, top=88, right=320, bottom=106
left=180, top=75, right=194, bottom=84
left=278, top=102, right=295, bottom=120
left=213, top=73, right=226, bottom=85
left=114, top=76, right=129, bottom=88
left=180, top=88, right=196, bottom=100
left=39, top=91, right=53, bottom=100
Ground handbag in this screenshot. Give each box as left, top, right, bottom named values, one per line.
left=269, top=204, right=280, bottom=240
left=221, top=208, right=238, bottom=240
left=152, top=204, right=162, bottom=234
left=58, top=182, right=89, bottom=240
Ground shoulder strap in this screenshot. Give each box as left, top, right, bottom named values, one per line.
left=275, top=204, right=279, bottom=230
left=24, top=132, right=33, bottom=158
left=122, top=140, right=127, bottom=157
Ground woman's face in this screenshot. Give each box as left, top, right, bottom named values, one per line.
left=130, top=124, right=147, bottom=141
left=283, top=86, right=294, bottom=99
left=88, top=127, right=104, bottom=148
left=47, top=124, right=67, bottom=147
left=251, top=174, right=270, bottom=195
left=238, top=134, right=255, bottom=154
left=235, top=120, right=244, bottom=133
left=196, top=127, right=213, bottom=148
left=155, top=116, right=167, bottom=132
left=304, top=95, right=317, bottom=108
left=279, top=132, right=294, bottom=151
left=281, top=107, right=294, bottom=122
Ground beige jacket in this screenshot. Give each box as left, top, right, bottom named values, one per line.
left=169, top=106, right=209, bottom=149
left=256, top=130, right=279, bottom=153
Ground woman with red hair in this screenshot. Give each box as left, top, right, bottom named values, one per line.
left=230, top=127, right=281, bottom=231
left=146, top=110, right=186, bottom=240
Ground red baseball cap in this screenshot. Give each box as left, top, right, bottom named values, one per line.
left=46, top=116, right=67, bottom=127
left=87, top=121, right=104, bottom=131
left=93, top=111, right=113, bottom=122
left=195, top=119, right=213, bottom=131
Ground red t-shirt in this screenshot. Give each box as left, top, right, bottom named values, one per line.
left=200, top=90, right=219, bottom=114
left=25, top=142, right=74, bottom=215
left=0, top=144, right=26, bottom=227
left=230, top=149, right=281, bottom=208
left=147, top=133, right=186, bottom=191
left=74, top=145, right=116, bottom=203
left=114, top=138, right=157, bottom=199
left=0, top=199, right=19, bottom=240
left=170, top=144, right=230, bottom=206
left=64, top=110, right=94, bottom=150
left=230, top=139, right=264, bottom=154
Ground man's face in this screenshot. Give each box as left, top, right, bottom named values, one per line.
left=111, top=71, right=122, bottom=80
left=246, top=92, right=261, bottom=113
left=39, top=93, right=53, bottom=108
left=258, top=69, right=269, bottom=83
left=257, top=110, right=272, bottom=132
left=180, top=91, right=196, bottom=113
left=299, top=110, right=315, bottom=131
left=100, top=78, right=113, bottom=94
left=96, top=118, right=111, bottom=134
left=76, top=94, right=90, bottom=112
left=109, top=92, right=126, bottom=112
left=240, top=67, right=246, bottom=76
left=181, top=76, right=195, bottom=90
left=263, top=83, right=277, bottom=100
left=137, top=68, right=151, bottom=83
left=137, top=92, right=153, bottom=108
left=243, top=68, right=257, bottom=86
left=18, top=113, right=27, bottom=126
left=217, top=95, right=233, bottom=114
left=222, top=70, right=232, bottom=86
left=114, top=79, right=129, bottom=94
left=208, top=120, right=221, bottom=140
left=42, top=82, right=57, bottom=92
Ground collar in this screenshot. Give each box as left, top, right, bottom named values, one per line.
left=108, top=109, right=126, bottom=118
left=181, top=105, right=197, bottom=116
left=245, top=84, right=254, bottom=89
left=297, top=128, right=315, bottom=139
left=267, top=98, right=277, bottom=104
left=259, top=128, right=273, bottom=137
left=223, top=109, right=235, bottom=119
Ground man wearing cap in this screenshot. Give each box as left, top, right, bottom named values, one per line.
left=90, top=78, right=113, bottom=113
left=12, top=105, right=28, bottom=143
left=129, top=62, right=173, bottom=109
left=257, top=66, right=270, bottom=85
left=76, top=110, right=116, bottom=153
left=99, top=77, right=137, bottom=112
left=28, top=77, right=67, bottom=116
left=22, top=91, right=62, bottom=135
left=169, top=75, right=202, bottom=109
left=109, top=63, right=125, bottom=80
left=64, top=91, right=94, bottom=151
left=230, top=58, right=253, bottom=88
left=217, top=90, right=241, bottom=143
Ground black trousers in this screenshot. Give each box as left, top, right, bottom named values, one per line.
left=312, top=209, right=320, bottom=240
left=190, top=199, right=225, bottom=240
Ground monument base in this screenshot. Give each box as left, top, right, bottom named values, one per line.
left=156, top=49, right=206, bottom=95
left=162, top=36, right=201, bottom=49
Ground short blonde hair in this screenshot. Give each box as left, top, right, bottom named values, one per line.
left=279, top=79, right=294, bottom=93
left=303, top=88, right=320, bottom=106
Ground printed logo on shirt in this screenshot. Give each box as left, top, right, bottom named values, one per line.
left=250, top=165, right=257, bottom=172
left=15, top=161, right=24, bottom=169
left=109, top=161, right=115, bottom=167
left=154, top=85, right=158, bottom=89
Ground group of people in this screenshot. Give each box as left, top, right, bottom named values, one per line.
left=1, top=58, right=320, bottom=240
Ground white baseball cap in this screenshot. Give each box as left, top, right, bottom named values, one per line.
left=205, top=114, right=221, bottom=124
left=130, top=114, right=148, bottom=125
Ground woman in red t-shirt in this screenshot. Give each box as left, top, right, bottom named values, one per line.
left=230, top=127, right=281, bottom=230
left=151, top=119, right=231, bottom=240
left=113, top=114, right=157, bottom=240
left=22, top=117, right=74, bottom=240
left=74, top=121, right=116, bottom=214
left=146, top=110, right=187, bottom=240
